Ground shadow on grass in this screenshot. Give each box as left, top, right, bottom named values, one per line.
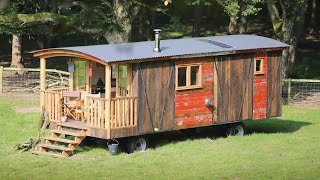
left=245, top=118, right=312, bottom=135
left=75, top=137, right=109, bottom=154
left=75, top=118, right=311, bottom=153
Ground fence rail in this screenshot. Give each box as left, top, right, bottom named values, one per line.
left=282, top=78, right=320, bottom=106
left=0, top=66, right=69, bottom=94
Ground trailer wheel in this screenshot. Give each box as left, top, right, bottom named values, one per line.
left=226, top=123, right=245, bottom=137
left=125, top=137, right=148, bottom=154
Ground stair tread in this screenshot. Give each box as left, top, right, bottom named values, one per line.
left=51, top=129, right=85, bottom=137
left=32, top=151, right=64, bottom=158
left=57, top=122, right=87, bottom=130
left=39, top=144, right=72, bottom=151
left=45, top=137, right=79, bottom=144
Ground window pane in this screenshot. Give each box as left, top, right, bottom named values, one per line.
left=119, top=65, right=127, bottom=88
left=178, top=67, right=187, bottom=87
left=256, top=60, right=262, bottom=72
left=191, top=66, right=199, bottom=86
left=74, top=60, right=87, bottom=90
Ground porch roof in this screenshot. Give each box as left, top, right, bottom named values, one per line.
left=33, top=34, right=289, bottom=64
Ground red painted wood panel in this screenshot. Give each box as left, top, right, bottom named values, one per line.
left=175, top=58, right=213, bottom=129
left=253, top=54, right=268, bottom=119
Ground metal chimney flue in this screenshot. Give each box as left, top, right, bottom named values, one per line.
left=153, top=29, right=162, bottom=53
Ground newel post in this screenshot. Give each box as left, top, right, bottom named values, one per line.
left=40, top=58, right=46, bottom=110
left=105, top=64, right=111, bottom=139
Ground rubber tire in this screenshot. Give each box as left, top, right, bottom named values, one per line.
left=125, top=137, right=148, bottom=154
left=225, top=123, right=245, bottom=137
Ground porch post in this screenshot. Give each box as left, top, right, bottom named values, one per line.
left=115, top=64, right=119, bottom=97
left=105, top=64, right=111, bottom=139
left=69, top=59, right=74, bottom=91
left=86, top=61, right=90, bottom=92
left=127, top=64, right=132, bottom=96
left=40, top=58, right=46, bottom=110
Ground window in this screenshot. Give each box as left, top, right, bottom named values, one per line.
left=176, top=64, right=202, bottom=90
left=73, top=60, right=88, bottom=91
left=254, top=58, right=264, bottom=74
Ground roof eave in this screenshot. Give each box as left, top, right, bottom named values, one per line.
left=33, top=49, right=108, bottom=65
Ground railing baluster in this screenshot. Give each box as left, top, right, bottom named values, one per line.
left=130, top=98, right=133, bottom=126
left=97, top=100, right=100, bottom=128
left=117, top=99, right=120, bottom=127
left=90, top=99, right=94, bottom=127
left=111, top=100, right=114, bottom=128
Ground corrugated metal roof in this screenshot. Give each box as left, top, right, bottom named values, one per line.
left=34, top=35, right=289, bottom=63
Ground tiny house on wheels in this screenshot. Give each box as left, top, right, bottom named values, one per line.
left=32, top=31, right=288, bottom=157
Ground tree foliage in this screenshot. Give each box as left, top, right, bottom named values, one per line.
left=0, top=0, right=120, bottom=39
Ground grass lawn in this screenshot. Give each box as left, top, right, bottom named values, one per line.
left=0, top=97, right=320, bottom=179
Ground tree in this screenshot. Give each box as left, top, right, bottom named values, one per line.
left=103, top=0, right=167, bottom=43
left=0, top=0, right=9, bottom=12
left=0, top=0, right=119, bottom=67
left=309, top=0, right=317, bottom=34
left=266, top=0, right=308, bottom=77
left=0, top=1, right=67, bottom=67
left=217, top=0, right=262, bottom=34
left=185, top=0, right=208, bottom=37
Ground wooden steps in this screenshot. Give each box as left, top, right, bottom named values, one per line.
left=45, top=137, right=78, bottom=144
left=33, top=120, right=87, bottom=157
left=51, top=129, right=85, bottom=137
left=32, top=151, right=64, bottom=158
left=57, top=122, right=88, bottom=130
left=38, top=144, right=72, bottom=151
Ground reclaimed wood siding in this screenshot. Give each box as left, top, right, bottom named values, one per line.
left=213, top=54, right=254, bottom=123
left=267, top=51, right=282, bottom=117
left=135, top=61, right=175, bottom=134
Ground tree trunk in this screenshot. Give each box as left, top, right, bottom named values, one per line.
left=281, top=1, right=308, bottom=78
left=266, top=0, right=282, bottom=36
left=227, top=0, right=239, bottom=34
left=0, top=0, right=9, bottom=12
left=309, top=0, right=317, bottom=34
left=103, top=0, right=140, bottom=43
left=192, top=4, right=202, bottom=37
left=131, top=6, right=153, bottom=42
left=229, top=16, right=238, bottom=34
left=239, top=2, right=247, bottom=34
left=11, top=34, right=24, bottom=68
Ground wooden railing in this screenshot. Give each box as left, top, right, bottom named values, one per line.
left=43, top=90, right=62, bottom=121
left=87, top=96, right=137, bottom=129
left=110, top=97, right=137, bottom=128
left=119, top=87, right=128, bottom=96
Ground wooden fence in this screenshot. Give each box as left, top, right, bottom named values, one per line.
left=282, top=78, right=320, bottom=105
left=0, top=66, right=69, bottom=93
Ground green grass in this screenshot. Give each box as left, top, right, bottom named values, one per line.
left=0, top=97, right=320, bottom=179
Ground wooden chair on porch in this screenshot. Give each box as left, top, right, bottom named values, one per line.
left=62, top=91, right=81, bottom=120
left=72, top=92, right=101, bottom=122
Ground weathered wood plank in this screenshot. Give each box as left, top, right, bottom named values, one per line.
left=267, top=51, right=282, bottom=117
left=137, top=60, right=175, bottom=134
left=214, top=54, right=255, bottom=124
